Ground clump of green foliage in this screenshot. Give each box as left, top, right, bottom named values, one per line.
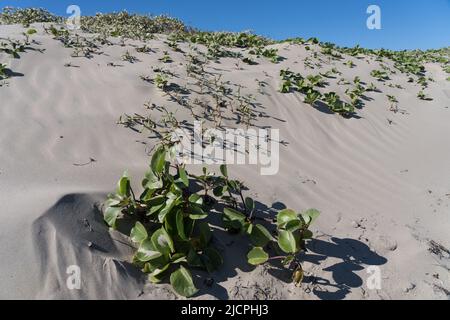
left=0, top=7, right=61, bottom=26
left=0, top=63, right=8, bottom=80
left=121, top=50, right=138, bottom=63
left=190, top=31, right=271, bottom=49
left=370, top=69, right=389, bottom=81
left=280, top=69, right=355, bottom=117
left=417, top=90, right=433, bottom=101
left=249, top=46, right=280, bottom=63
left=81, top=11, right=188, bottom=40
left=104, top=146, right=319, bottom=297
left=0, top=39, right=27, bottom=58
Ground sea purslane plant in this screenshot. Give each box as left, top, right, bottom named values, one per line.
left=103, top=145, right=319, bottom=297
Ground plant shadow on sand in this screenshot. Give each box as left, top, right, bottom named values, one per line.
left=32, top=194, right=386, bottom=300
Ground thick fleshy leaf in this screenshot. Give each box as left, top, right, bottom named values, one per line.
left=117, top=172, right=131, bottom=197
left=104, top=206, right=122, bottom=228
left=245, top=197, right=255, bottom=212
left=135, top=239, right=162, bottom=262
left=284, top=219, right=302, bottom=232
left=176, top=210, right=187, bottom=240
left=148, top=264, right=170, bottom=284
left=151, top=146, right=166, bottom=174
left=130, top=221, right=148, bottom=243
left=170, top=266, right=198, bottom=298
left=223, top=207, right=246, bottom=230
left=143, top=195, right=166, bottom=213
left=220, top=164, right=228, bottom=177
left=247, top=247, right=269, bottom=265
left=277, top=209, right=298, bottom=229
left=143, top=168, right=163, bottom=190
left=151, top=228, right=175, bottom=256
left=178, top=167, right=189, bottom=187
left=301, top=209, right=320, bottom=226
left=187, top=204, right=207, bottom=220
left=249, top=224, right=273, bottom=247
left=188, top=194, right=203, bottom=205
left=158, top=196, right=178, bottom=223
left=278, top=230, right=297, bottom=254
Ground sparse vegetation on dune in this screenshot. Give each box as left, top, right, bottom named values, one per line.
left=1, top=7, right=449, bottom=299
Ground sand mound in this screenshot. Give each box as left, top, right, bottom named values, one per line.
left=32, top=193, right=144, bottom=299
left=0, top=22, right=449, bottom=299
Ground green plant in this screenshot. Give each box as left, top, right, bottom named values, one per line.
left=0, top=39, right=26, bottom=58
left=0, top=7, right=60, bottom=26
left=303, top=89, right=321, bottom=106
left=249, top=47, right=280, bottom=63
left=104, top=147, right=320, bottom=297
left=370, top=69, right=389, bottom=81
left=22, top=28, right=37, bottom=44
left=159, top=51, right=173, bottom=63
left=242, top=56, right=257, bottom=65
left=417, top=90, right=433, bottom=101
left=154, top=73, right=169, bottom=90
left=121, top=50, right=138, bottom=63
left=0, top=63, right=8, bottom=80
left=306, top=74, right=325, bottom=87
left=345, top=60, right=355, bottom=68
left=323, top=92, right=355, bottom=117
left=366, top=82, right=379, bottom=92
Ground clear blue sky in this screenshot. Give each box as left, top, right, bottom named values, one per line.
left=3, top=0, right=450, bottom=50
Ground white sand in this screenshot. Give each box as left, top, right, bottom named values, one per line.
left=0, top=23, right=449, bottom=300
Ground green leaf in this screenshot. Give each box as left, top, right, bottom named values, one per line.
left=171, top=253, right=187, bottom=264
left=136, top=239, right=163, bottom=262
left=301, top=209, right=320, bottom=226
left=223, top=207, right=246, bottom=230
left=250, top=224, right=273, bottom=247
left=143, top=194, right=165, bottom=211
left=176, top=210, right=187, bottom=240
left=130, top=221, right=148, bottom=243
left=247, top=247, right=269, bottom=265
left=188, top=194, right=203, bottom=205
left=277, top=209, right=298, bottom=229
left=158, top=196, right=178, bottom=223
left=143, top=168, right=163, bottom=190
left=198, top=221, right=212, bottom=247
left=178, top=167, right=189, bottom=187
left=278, top=230, right=297, bottom=254
left=170, top=266, right=198, bottom=298
left=220, top=164, right=228, bottom=177
left=284, top=219, right=302, bottom=232
left=245, top=197, right=255, bottom=212
left=213, top=185, right=227, bottom=197
left=104, top=206, right=122, bottom=228
left=148, top=264, right=170, bottom=283
left=151, top=228, right=175, bottom=256
left=117, top=171, right=131, bottom=197
left=188, top=207, right=208, bottom=220
left=151, top=146, right=166, bottom=174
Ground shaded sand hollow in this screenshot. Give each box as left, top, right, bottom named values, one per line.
left=0, top=23, right=449, bottom=299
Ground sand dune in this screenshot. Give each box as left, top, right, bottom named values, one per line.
left=0, top=22, right=449, bottom=299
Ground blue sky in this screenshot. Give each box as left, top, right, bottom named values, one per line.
left=3, top=0, right=450, bottom=50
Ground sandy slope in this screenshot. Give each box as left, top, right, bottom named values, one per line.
left=0, top=23, right=449, bottom=300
